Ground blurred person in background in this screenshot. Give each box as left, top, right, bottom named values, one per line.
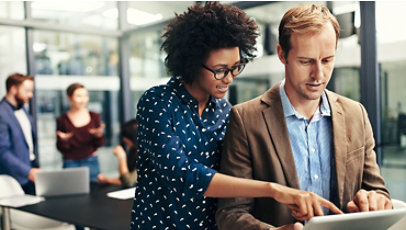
left=0, top=73, right=40, bottom=195
left=56, top=83, right=105, bottom=182
left=98, top=119, right=138, bottom=188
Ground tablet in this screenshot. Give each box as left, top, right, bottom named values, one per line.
left=303, top=208, right=406, bottom=230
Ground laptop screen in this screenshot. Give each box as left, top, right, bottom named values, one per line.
left=35, top=167, right=90, bottom=197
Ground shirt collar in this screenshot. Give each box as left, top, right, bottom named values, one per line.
left=5, top=99, right=23, bottom=111
left=168, top=76, right=217, bottom=107
left=279, top=79, right=331, bottom=120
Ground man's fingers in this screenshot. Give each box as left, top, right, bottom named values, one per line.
left=376, top=197, right=386, bottom=210
left=293, top=222, right=304, bottom=230
left=346, top=201, right=360, bottom=213
left=354, top=190, right=369, bottom=212
left=271, top=222, right=304, bottom=230
left=305, top=197, right=314, bottom=218
left=312, top=200, right=325, bottom=216
left=384, top=199, right=393, bottom=210
left=319, top=198, right=343, bottom=214
left=295, top=195, right=308, bottom=217
left=347, top=191, right=393, bottom=212
left=368, top=191, right=378, bottom=211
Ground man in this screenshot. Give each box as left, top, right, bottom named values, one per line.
left=216, top=4, right=392, bottom=230
left=0, top=73, right=40, bottom=194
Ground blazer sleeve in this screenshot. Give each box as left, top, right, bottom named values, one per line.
left=216, top=107, right=273, bottom=230
left=0, top=113, right=32, bottom=182
left=360, top=104, right=390, bottom=198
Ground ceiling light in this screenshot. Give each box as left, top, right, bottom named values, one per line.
left=31, top=1, right=105, bottom=13
left=127, top=8, right=163, bottom=26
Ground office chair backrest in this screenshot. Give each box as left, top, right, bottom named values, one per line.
left=0, top=175, right=25, bottom=197
left=0, top=175, right=75, bottom=230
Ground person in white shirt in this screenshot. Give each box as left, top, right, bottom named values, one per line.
left=0, top=73, right=40, bottom=194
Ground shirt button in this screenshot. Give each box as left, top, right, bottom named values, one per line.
left=314, top=174, right=319, bottom=179
left=311, top=148, right=315, bottom=153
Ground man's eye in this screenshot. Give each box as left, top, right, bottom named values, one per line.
left=300, top=61, right=311, bottom=65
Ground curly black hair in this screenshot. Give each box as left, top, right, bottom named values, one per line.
left=161, top=1, right=259, bottom=84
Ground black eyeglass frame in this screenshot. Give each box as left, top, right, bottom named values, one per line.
left=201, top=63, right=246, bottom=80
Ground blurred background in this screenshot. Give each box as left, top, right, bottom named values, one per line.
left=0, top=1, right=405, bottom=201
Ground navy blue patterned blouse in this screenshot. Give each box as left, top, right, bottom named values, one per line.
left=131, top=76, right=231, bottom=230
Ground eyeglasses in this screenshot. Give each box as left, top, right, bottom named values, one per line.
left=201, top=63, right=246, bottom=80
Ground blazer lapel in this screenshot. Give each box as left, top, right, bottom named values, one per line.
left=326, top=91, right=347, bottom=208
left=261, top=85, right=300, bottom=189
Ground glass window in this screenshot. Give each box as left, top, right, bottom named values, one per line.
left=0, top=26, right=26, bottom=97
left=127, top=1, right=195, bottom=27
left=129, top=29, right=166, bottom=79
left=129, top=27, right=169, bottom=117
left=127, top=2, right=196, bottom=117
left=33, top=30, right=118, bottom=76
left=378, top=1, right=406, bottom=202
left=31, top=1, right=118, bottom=30
left=331, top=67, right=360, bottom=101
left=0, top=2, right=24, bottom=20
left=33, top=30, right=121, bottom=175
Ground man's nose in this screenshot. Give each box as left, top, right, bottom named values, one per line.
left=312, top=62, right=323, bottom=80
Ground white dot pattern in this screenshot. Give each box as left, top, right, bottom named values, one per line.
left=130, top=76, right=231, bottom=230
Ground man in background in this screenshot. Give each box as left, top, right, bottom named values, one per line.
left=0, top=73, right=40, bottom=195
left=216, top=4, right=391, bottom=230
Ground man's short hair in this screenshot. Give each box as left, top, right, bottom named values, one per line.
left=6, top=73, right=34, bottom=92
left=278, top=4, right=340, bottom=59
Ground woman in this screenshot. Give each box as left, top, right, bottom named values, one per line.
left=98, top=119, right=138, bottom=188
left=131, top=2, right=342, bottom=230
left=56, top=83, right=105, bottom=182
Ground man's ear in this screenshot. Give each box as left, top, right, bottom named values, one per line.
left=276, top=44, right=287, bottom=65
left=8, top=85, right=17, bottom=95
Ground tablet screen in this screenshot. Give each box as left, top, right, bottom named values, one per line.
left=303, top=209, right=406, bottom=230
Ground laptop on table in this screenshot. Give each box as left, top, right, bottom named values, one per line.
left=35, top=167, right=90, bottom=197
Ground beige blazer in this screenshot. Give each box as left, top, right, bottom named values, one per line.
left=216, top=83, right=390, bottom=229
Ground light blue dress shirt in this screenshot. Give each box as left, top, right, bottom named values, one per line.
left=279, top=80, right=335, bottom=204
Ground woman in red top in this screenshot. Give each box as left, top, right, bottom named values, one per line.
left=56, top=83, right=105, bottom=182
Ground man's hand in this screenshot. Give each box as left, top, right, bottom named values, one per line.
left=271, top=183, right=343, bottom=221
left=346, top=189, right=392, bottom=212
left=56, top=130, right=73, bottom=140
left=271, top=222, right=304, bottom=230
left=89, top=124, right=105, bottom=138
left=28, top=168, right=40, bottom=182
